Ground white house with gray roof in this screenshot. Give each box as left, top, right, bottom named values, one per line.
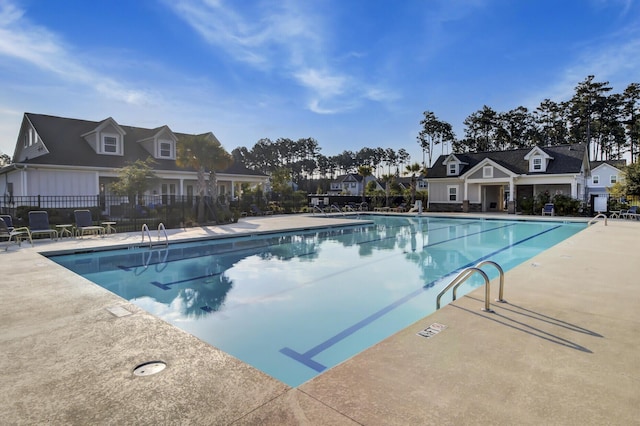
left=0, top=113, right=269, bottom=207
left=425, top=144, right=590, bottom=213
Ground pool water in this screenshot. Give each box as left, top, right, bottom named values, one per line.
left=48, top=215, right=586, bottom=386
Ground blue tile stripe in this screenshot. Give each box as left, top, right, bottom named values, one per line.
left=279, top=224, right=561, bottom=372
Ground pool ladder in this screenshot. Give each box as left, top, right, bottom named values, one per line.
left=141, top=223, right=169, bottom=248
left=436, top=260, right=506, bottom=312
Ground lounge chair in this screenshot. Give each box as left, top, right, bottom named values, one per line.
left=0, top=217, right=31, bottom=250
left=250, top=204, right=265, bottom=216
left=541, top=203, right=555, bottom=216
left=28, top=211, right=58, bottom=241
left=74, top=210, right=105, bottom=238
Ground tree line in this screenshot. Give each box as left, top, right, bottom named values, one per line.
left=232, top=75, right=639, bottom=182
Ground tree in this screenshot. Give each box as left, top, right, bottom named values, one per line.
left=176, top=133, right=233, bottom=223
left=568, top=75, right=612, bottom=160
left=357, top=165, right=373, bottom=202
left=621, top=161, right=640, bottom=197
left=404, top=162, right=422, bottom=204
left=379, top=174, right=395, bottom=207
left=110, top=157, right=158, bottom=205
left=622, top=83, right=640, bottom=163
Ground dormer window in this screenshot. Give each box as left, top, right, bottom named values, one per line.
left=158, top=140, right=174, bottom=158
left=103, top=136, right=118, bottom=153
left=98, top=132, right=123, bottom=155
left=448, top=163, right=458, bottom=175
left=525, top=147, right=552, bottom=173
left=533, top=158, right=542, bottom=171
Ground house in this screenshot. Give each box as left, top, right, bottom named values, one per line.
left=587, top=160, right=626, bottom=213
left=327, top=173, right=376, bottom=196
left=0, top=113, right=269, bottom=212
left=425, top=144, right=590, bottom=213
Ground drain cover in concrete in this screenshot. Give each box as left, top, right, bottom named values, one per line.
left=106, top=305, right=133, bottom=317
left=133, top=361, right=166, bottom=376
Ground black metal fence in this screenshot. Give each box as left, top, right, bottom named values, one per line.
left=0, top=195, right=215, bottom=232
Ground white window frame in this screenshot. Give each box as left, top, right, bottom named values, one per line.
left=533, top=157, right=542, bottom=171
left=483, top=166, right=493, bottom=178
left=592, top=175, right=599, bottom=185
left=610, top=175, right=617, bottom=184
left=447, top=163, right=457, bottom=176
left=101, top=133, right=121, bottom=155
left=447, top=185, right=458, bottom=202
left=158, top=140, right=174, bottom=159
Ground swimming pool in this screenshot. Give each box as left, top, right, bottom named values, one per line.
left=48, top=215, right=586, bottom=386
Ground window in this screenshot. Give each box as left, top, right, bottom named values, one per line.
left=448, top=185, right=458, bottom=202
left=592, top=175, right=599, bottom=184
left=103, top=136, right=118, bottom=153
left=159, top=141, right=172, bottom=158
left=483, top=166, right=493, bottom=178
left=448, top=163, right=457, bottom=175
left=533, top=158, right=542, bottom=171
left=610, top=175, right=617, bottom=184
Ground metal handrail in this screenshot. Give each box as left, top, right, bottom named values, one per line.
left=312, top=205, right=327, bottom=216
left=436, top=267, right=492, bottom=312
left=157, top=223, right=169, bottom=246
left=141, top=223, right=152, bottom=246
left=588, top=213, right=607, bottom=226
left=436, top=260, right=506, bottom=312
left=330, top=204, right=346, bottom=215
left=453, top=260, right=506, bottom=303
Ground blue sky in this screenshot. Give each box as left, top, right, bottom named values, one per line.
left=1, top=0, right=639, bottom=165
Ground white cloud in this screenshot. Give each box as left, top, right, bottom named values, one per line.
left=0, top=0, right=154, bottom=106
left=165, top=0, right=392, bottom=114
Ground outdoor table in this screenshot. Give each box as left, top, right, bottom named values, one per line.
left=55, top=224, right=74, bottom=238
left=101, top=221, right=117, bottom=234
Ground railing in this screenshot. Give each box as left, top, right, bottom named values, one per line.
left=141, top=222, right=169, bottom=247
left=312, top=206, right=327, bottom=216
left=329, top=204, right=345, bottom=215
left=436, top=260, right=505, bottom=312
left=141, top=224, right=152, bottom=246
left=157, top=223, right=169, bottom=246
left=588, top=213, right=608, bottom=226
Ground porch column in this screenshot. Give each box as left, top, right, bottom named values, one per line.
left=508, top=177, right=516, bottom=214
left=571, top=180, right=577, bottom=198
left=230, top=180, right=236, bottom=199
left=179, top=178, right=184, bottom=196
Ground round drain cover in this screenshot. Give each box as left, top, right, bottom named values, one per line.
left=133, top=361, right=166, bottom=376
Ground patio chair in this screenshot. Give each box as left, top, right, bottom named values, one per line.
left=28, top=211, right=58, bottom=242
left=541, top=203, right=555, bottom=216
left=621, top=205, right=639, bottom=220
left=74, top=210, right=105, bottom=238
left=1, top=215, right=32, bottom=242
left=250, top=204, right=265, bottom=216
left=0, top=217, right=31, bottom=250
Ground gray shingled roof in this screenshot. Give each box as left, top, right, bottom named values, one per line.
left=427, top=144, right=587, bottom=179
left=20, top=113, right=266, bottom=176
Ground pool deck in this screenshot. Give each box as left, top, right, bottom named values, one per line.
left=1, top=213, right=638, bottom=425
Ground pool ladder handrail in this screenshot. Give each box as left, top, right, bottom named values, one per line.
left=588, top=213, right=607, bottom=226
left=436, top=260, right=506, bottom=312
left=312, top=205, right=327, bottom=216
left=329, top=204, right=346, bottom=215
left=141, top=223, right=169, bottom=248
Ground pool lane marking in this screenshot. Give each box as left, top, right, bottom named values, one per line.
left=279, top=224, right=562, bottom=373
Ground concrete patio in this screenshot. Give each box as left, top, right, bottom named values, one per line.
left=0, top=213, right=638, bottom=425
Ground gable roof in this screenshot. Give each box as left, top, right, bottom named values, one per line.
left=427, top=144, right=587, bottom=179
left=15, top=113, right=264, bottom=176
left=590, top=159, right=626, bottom=170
